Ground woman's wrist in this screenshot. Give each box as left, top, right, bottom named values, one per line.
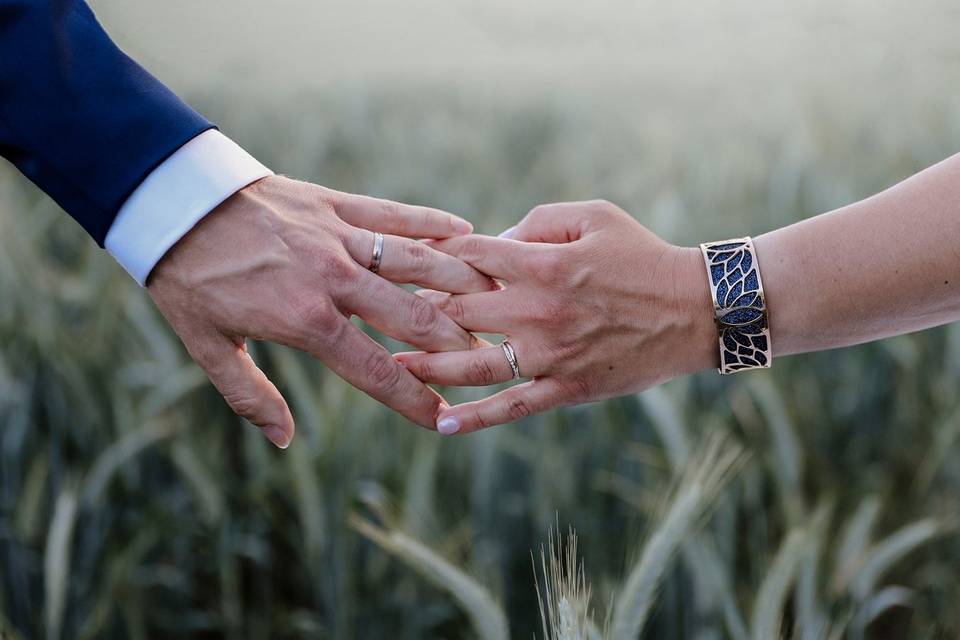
left=670, top=246, right=721, bottom=376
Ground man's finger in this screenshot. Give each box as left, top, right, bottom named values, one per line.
left=344, top=271, right=485, bottom=352
left=335, top=193, right=472, bottom=238
left=427, top=234, right=540, bottom=281
left=299, top=315, right=450, bottom=429
left=415, top=289, right=519, bottom=333
left=395, top=340, right=540, bottom=387
left=344, top=229, right=495, bottom=294
left=432, top=378, right=565, bottom=435
left=191, top=333, right=295, bottom=448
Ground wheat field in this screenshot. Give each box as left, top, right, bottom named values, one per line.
left=3, top=2, right=960, bottom=638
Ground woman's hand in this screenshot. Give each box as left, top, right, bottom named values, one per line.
left=394, top=200, right=718, bottom=434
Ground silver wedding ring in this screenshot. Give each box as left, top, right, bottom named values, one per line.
left=501, top=341, right=520, bottom=379
left=369, top=232, right=384, bottom=273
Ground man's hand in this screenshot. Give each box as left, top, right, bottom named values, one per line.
left=147, top=175, right=492, bottom=448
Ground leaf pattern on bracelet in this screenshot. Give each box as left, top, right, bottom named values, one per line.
left=703, top=239, right=771, bottom=372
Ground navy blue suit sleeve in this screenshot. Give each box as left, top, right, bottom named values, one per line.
left=0, top=1, right=214, bottom=245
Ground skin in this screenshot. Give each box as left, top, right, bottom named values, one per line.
left=397, top=152, right=960, bottom=435
left=148, top=175, right=492, bottom=448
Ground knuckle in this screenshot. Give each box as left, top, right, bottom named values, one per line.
left=529, top=297, right=565, bottom=326
left=439, top=296, right=465, bottom=322
left=418, top=208, right=436, bottom=231
left=381, top=201, right=407, bottom=233
left=414, top=357, right=434, bottom=382
left=470, top=407, right=491, bottom=430
left=527, top=250, right=566, bottom=282
left=289, top=297, right=342, bottom=339
left=531, top=246, right=581, bottom=289
left=405, top=241, right=434, bottom=277
left=365, top=349, right=403, bottom=391
left=546, top=337, right=577, bottom=363
left=506, top=397, right=532, bottom=421
left=409, top=296, right=440, bottom=335
left=566, top=376, right=593, bottom=402
left=309, top=184, right=339, bottom=212
left=459, top=237, right=485, bottom=262
left=316, top=250, right=359, bottom=282
left=469, top=357, right=497, bottom=385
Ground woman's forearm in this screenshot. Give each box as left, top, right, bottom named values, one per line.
left=399, top=157, right=960, bottom=432
left=751, top=153, right=960, bottom=358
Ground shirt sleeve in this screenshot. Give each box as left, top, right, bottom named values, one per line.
left=104, top=130, right=273, bottom=286
left=0, top=0, right=216, bottom=243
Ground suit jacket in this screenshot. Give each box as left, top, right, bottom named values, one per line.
left=0, top=0, right=212, bottom=245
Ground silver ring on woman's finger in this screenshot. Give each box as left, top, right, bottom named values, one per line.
left=501, top=341, right=521, bottom=379
left=369, top=232, right=384, bottom=273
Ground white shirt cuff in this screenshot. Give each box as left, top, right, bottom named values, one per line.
left=105, top=129, right=273, bottom=286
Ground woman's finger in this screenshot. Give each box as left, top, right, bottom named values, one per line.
left=500, top=200, right=623, bottom=243
left=395, top=339, right=540, bottom=387
left=335, top=192, right=472, bottom=238
left=433, top=378, right=566, bottom=435
left=344, top=229, right=495, bottom=294
left=343, top=271, right=484, bottom=352
left=427, top=234, right=540, bottom=281
left=415, top=289, right=520, bottom=333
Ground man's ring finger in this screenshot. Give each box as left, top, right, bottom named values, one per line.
left=369, top=232, right=384, bottom=273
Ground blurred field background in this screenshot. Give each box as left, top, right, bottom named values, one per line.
left=4, top=1, right=960, bottom=638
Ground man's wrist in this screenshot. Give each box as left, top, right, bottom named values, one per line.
left=105, top=130, right=273, bottom=286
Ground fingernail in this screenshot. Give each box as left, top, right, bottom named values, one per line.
left=437, top=416, right=461, bottom=435
left=262, top=425, right=291, bottom=449
left=498, top=226, right=517, bottom=239
left=453, top=218, right=473, bottom=234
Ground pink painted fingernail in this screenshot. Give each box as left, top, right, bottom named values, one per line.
left=262, top=425, right=291, bottom=449
left=437, top=416, right=461, bottom=435
left=498, top=226, right=517, bottom=239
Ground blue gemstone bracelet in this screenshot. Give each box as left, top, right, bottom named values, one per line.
left=699, top=237, right=773, bottom=374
